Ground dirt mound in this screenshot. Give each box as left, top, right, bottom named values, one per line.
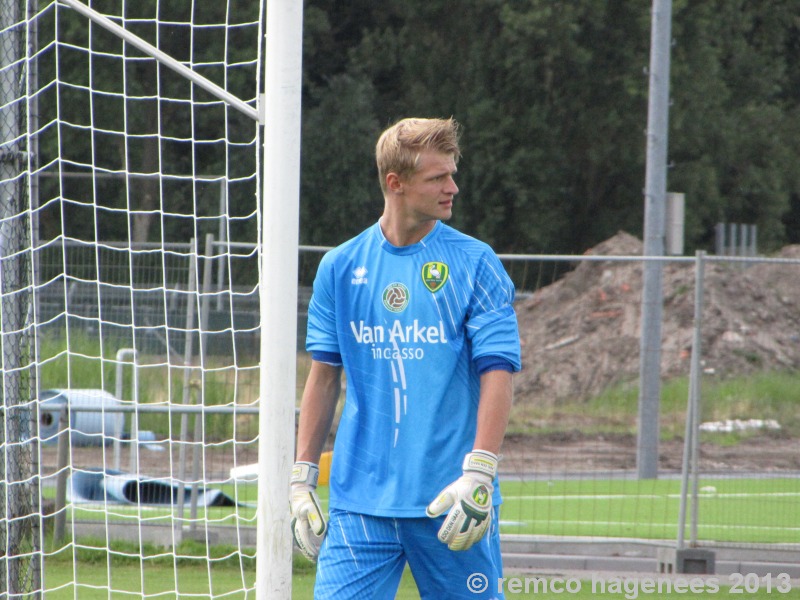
left=514, top=232, right=800, bottom=405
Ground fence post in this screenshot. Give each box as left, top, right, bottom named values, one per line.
left=176, top=237, right=199, bottom=527
left=217, top=185, right=228, bottom=311
left=188, top=234, right=215, bottom=532
left=114, top=348, right=138, bottom=472
left=53, top=406, right=71, bottom=545
left=677, top=250, right=705, bottom=549
left=188, top=386, right=203, bottom=534
left=714, top=223, right=724, bottom=256
left=659, top=250, right=717, bottom=574
left=665, top=192, right=685, bottom=256
left=728, top=223, right=737, bottom=257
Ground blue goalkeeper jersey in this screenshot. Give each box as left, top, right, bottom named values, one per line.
left=306, top=220, right=521, bottom=517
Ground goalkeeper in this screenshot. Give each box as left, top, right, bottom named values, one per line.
left=292, top=117, right=521, bottom=599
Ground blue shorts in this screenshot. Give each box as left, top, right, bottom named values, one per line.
left=314, top=507, right=504, bottom=599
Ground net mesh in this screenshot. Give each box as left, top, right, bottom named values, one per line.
left=3, top=0, right=264, bottom=595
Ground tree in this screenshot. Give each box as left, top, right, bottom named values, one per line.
left=45, top=0, right=800, bottom=252
left=300, top=72, right=380, bottom=245
left=669, top=0, right=800, bottom=251
left=302, top=0, right=654, bottom=253
left=36, top=0, right=260, bottom=244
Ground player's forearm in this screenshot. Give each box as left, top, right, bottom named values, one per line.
left=295, top=360, right=342, bottom=464
left=472, top=369, right=513, bottom=455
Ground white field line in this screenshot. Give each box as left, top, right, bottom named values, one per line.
left=498, top=520, right=800, bottom=532
left=503, top=491, right=800, bottom=501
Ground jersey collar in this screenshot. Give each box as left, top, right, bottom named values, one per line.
left=374, top=220, right=442, bottom=255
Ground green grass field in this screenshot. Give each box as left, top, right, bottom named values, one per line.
left=35, top=337, right=800, bottom=596
left=39, top=474, right=799, bottom=597
left=53, top=474, right=800, bottom=545
left=498, top=476, right=800, bottom=544
left=41, top=559, right=800, bottom=599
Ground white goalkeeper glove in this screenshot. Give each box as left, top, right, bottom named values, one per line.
left=290, top=461, right=326, bottom=562
left=426, top=450, right=497, bottom=551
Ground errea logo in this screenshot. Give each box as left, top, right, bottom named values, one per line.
left=382, top=282, right=409, bottom=313
left=351, top=266, right=368, bottom=285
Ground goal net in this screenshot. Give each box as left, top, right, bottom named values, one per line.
left=1, top=0, right=299, bottom=596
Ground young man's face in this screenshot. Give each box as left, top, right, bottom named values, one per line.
left=398, top=150, right=459, bottom=223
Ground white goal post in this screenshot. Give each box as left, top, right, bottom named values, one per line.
left=1, top=0, right=302, bottom=597
left=256, top=1, right=304, bottom=597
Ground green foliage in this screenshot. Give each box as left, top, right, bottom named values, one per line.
left=300, top=72, right=381, bottom=244
left=38, top=333, right=128, bottom=392
left=36, top=1, right=260, bottom=245
left=43, top=2, right=800, bottom=252
left=669, top=0, right=800, bottom=252
left=510, top=371, right=800, bottom=439
left=300, top=0, right=800, bottom=253
left=36, top=332, right=260, bottom=442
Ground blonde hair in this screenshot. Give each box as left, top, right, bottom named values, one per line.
left=375, top=117, right=461, bottom=194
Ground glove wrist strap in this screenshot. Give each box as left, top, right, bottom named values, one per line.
left=462, top=450, right=498, bottom=479
left=292, top=461, right=320, bottom=488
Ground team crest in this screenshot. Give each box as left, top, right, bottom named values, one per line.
left=421, top=262, right=449, bottom=293
left=472, top=485, right=490, bottom=507
left=382, top=282, right=410, bottom=313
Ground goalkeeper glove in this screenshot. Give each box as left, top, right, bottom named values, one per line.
left=290, top=461, right=326, bottom=562
left=426, top=450, right=497, bottom=551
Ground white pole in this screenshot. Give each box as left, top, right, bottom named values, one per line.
left=256, top=1, right=304, bottom=598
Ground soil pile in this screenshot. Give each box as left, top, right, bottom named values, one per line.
left=514, top=232, right=800, bottom=406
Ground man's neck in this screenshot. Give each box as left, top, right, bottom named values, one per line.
left=379, top=215, right=436, bottom=247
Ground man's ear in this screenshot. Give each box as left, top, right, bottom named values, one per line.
left=386, top=172, right=404, bottom=195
